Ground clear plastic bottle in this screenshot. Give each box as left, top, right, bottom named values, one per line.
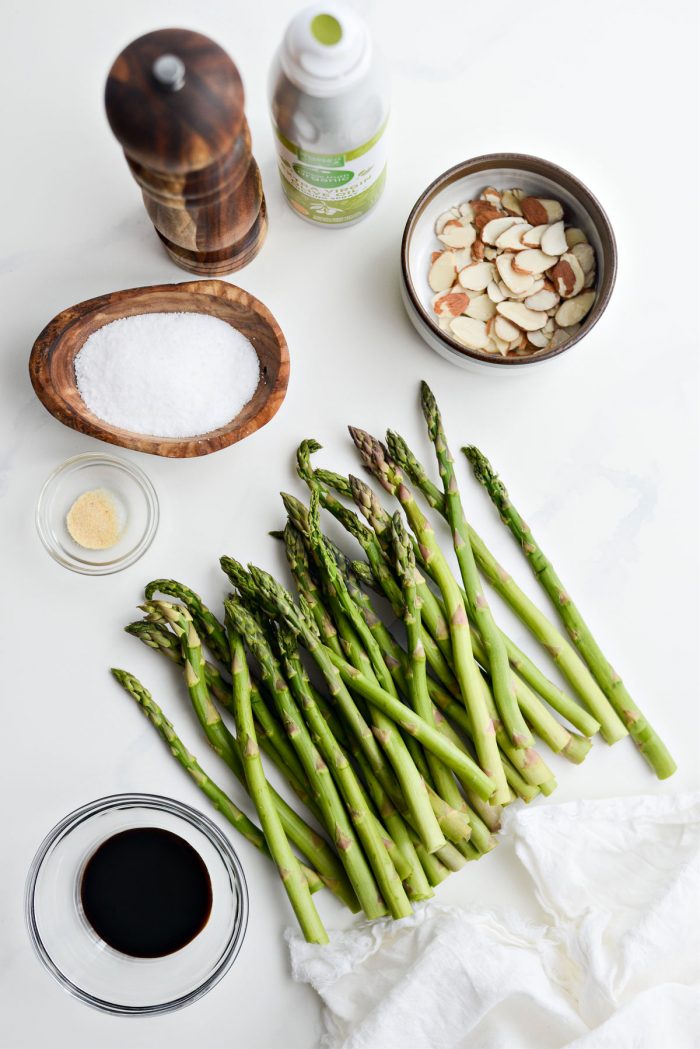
left=269, top=3, right=389, bottom=226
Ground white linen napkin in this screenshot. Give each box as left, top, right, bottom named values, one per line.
left=287, top=794, right=700, bottom=1049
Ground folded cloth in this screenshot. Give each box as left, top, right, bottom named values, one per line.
left=287, top=793, right=700, bottom=1049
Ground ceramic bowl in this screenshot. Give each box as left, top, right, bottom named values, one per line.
left=29, top=279, right=289, bottom=457
left=401, top=153, right=617, bottom=370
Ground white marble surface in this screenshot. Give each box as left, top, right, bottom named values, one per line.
left=1, top=1, right=698, bottom=1047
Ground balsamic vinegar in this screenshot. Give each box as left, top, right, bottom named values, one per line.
left=80, top=827, right=212, bottom=958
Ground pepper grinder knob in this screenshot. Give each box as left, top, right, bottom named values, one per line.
left=152, top=54, right=186, bottom=91
left=105, top=28, right=267, bottom=276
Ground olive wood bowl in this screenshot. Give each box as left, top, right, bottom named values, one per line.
left=29, top=280, right=289, bottom=457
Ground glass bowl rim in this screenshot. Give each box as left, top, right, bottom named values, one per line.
left=24, top=792, right=249, bottom=1017
left=35, top=452, right=159, bottom=575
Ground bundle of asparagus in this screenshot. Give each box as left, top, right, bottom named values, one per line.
left=113, top=382, right=675, bottom=944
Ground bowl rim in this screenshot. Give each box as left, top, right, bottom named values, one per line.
left=24, top=792, right=249, bottom=1016
left=35, top=451, right=159, bottom=575
left=28, top=279, right=290, bottom=457
left=400, top=152, right=617, bottom=367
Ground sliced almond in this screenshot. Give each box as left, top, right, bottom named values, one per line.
left=449, top=316, right=489, bottom=350
left=458, top=260, right=495, bottom=291
left=565, top=227, right=588, bottom=248
left=484, top=246, right=499, bottom=260
left=464, top=294, right=497, bottom=322
left=550, top=253, right=585, bottom=297
left=429, top=251, right=457, bottom=292
left=453, top=247, right=474, bottom=271
left=507, top=277, right=544, bottom=301
left=433, top=290, right=470, bottom=318
left=482, top=337, right=500, bottom=355
left=487, top=280, right=506, bottom=303
left=543, top=317, right=555, bottom=335
left=473, top=206, right=505, bottom=233
left=471, top=239, right=485, bottom=263
left=513, top=249, right=558, bottom=275
left=482, top=216, right=520, bottom=245
left=549, top=328, right=571, bottom=350
left=494, top=315, right=521, bottom=342
left=437, top=315, right=453, bottom=332
left=458, top=202, right=475, bottom=220
left=524, top=287, right=559, bottom=311
left=481, top=186, right=502, bottom=207
left=540, top=220, right=568, bottom=257
left=501, top=189, right=524, bottom=216
left=438, top=220, right=477, bottom=249
left=521, top=224, right=548, bottom=248
left=496, top=300, right=548, bottom=331
left=435, top=209, right=459, bottom=235
left=521, top=197, right=564, bottom=225
left=571, top=242, right=596, bottom=280
left=496, top=253, right=534, bottom=294
left=554, top=290, right=596, bottom=327
left=491, top=333, right=510, bottom=356
left=527, top=330, right=550, bottom=349
left=496, top=222, right=532, bottom=250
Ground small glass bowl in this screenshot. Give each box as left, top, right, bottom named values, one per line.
left=35, top=453, right=158, bottom=574
left=25, top=794, right=249, bottom=1016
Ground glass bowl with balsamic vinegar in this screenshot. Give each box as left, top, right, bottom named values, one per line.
left=25, top=794, right=248, bottom=1015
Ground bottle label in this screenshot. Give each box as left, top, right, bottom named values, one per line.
left=273, top=120, right=388, bottom=224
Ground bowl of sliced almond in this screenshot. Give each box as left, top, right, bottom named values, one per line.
left=400, top=153, right=616, bottom=369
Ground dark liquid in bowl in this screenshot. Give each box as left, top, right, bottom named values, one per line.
left=80, top=827, right=212, bottom=958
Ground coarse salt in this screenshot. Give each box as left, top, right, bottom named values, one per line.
left=74, top=312, right=260, bottom=438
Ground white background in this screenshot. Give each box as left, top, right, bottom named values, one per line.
left=1, top=1, right=698, bottom=1047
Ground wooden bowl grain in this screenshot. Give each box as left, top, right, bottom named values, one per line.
left=29, top=280, right=289, bottom=457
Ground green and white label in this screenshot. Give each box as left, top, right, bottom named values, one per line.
left=273, top=122, right=388, bottom=225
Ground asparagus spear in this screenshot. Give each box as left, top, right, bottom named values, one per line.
left=305, top=483, right=450, bottom=853
left=225, top=597, right=388, bottom=919
left=419, top=382, right=532, bottom=748
left=144, top=580, right=229, bottom=665
left=247, top=564, right=495, bottom=802
left=391, top=512, right=497, bottom=852
left=125, top=620, right=317, bottom=811
left=265, top=623, right=413, bottom=919
left=110, top=669, right=324, bottom=896
left=283, top=523, right=344, bottom=657
left=227, top=625, right=328, bottom=944
left=386, top=432, right=624, bottom=742
left=141, top=601, right=357, bottom=907
left=349, top=428, right=509, bottom=804
left=293, top=478, right=555, bottom=790
left=463, top=447, right=676, bottom=779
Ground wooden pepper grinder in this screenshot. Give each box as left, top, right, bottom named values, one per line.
left=105, top=28, right=267, bottom=275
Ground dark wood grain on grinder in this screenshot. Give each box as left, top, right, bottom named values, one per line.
left=29, top=281, right=289, bottom=458
left=105, top=29, right=266, bottom=275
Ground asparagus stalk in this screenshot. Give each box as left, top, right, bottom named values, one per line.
left=276, top=634, right=432, bottom=902
left=270, top=628, right=413, bottom=919
left=349, top=428, right=509, bottom=804
left=305, top=481, right=449, bottom=853
left=248, top=563, right=495, bottom=803
left=141, top=601, right=357, bottom=907
left=463, top=446, right=676, bottom=779
left=419, top=382, right=533, bottom=749
left=386, top=433, right=625, bottom=742
left=391, top=512, right=496, bottom=850
left=227, top=625, right=328, bottom=944
left=125, top=619, right=317, bottom=812
left=110, top=669, right=324, bottom=896
left=283, top=523, right=344, bottom=657
left=225, top=597, right=388, bottom=919
left=144, top=579, right=229, bottom=665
